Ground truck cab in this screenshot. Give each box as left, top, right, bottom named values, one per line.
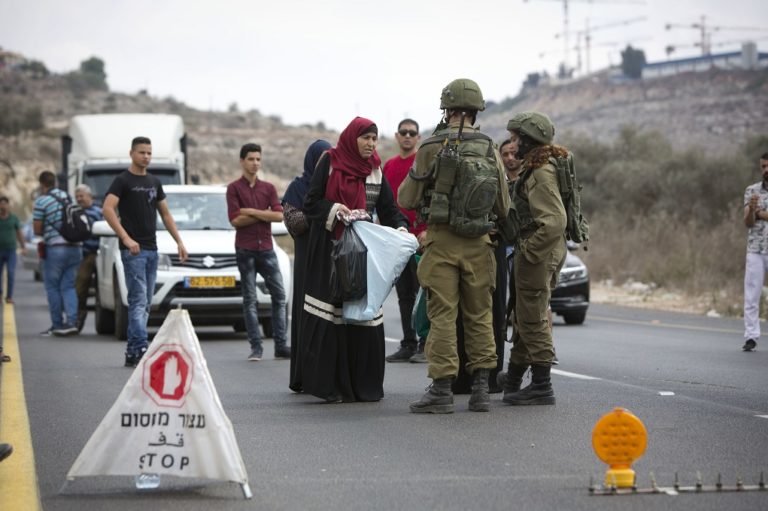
left=61, top=113, right=190, bottom=202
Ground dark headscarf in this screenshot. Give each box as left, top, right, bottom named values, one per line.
left=283, top=139, right=331, bottom=208
left=325, top=117, right=381, bottom=211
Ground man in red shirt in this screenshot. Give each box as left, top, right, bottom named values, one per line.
left=383, top=119, right=426, bottom=363
left=227, top=143, right=289, bottom=361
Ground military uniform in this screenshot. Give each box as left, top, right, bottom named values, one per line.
left=509, top=156, right=566, bottom=366
left=498, top=110, right=569, bottom=406
left=398, top=123, right=510, bottom=380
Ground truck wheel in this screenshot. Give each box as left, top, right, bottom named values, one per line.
left=563, top=311, right=587, bottom=325
left=94, top=283, right=115, bottom=335
left=114, top=275, right=128, bottom=341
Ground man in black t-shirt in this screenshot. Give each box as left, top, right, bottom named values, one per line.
left=103, top=136, right=188, bottom=367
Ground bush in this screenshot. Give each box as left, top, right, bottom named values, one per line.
left=0, top=100, right=44, bottom=135
left=562, top=127, right=768, bottom=313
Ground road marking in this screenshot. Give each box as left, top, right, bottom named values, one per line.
left=385, top=337, right=400, bottom=344
left=658, top=391, right=676, bottom=396
left=589, top=315, right=741, bottom=334
left=756, top=415, right=768, bottom=419
left=0, top=303, right=41, bottom=510
left=551, top=369, right=601, bottom=380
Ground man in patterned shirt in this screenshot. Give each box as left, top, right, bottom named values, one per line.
left=742, top=152, right=768, bottom=352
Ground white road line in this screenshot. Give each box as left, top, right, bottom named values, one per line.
left=756, top=415, right=768, bottom=419
left=385, top=337, right=400, bottom=344
left=551, top=369, right=601, bottom=380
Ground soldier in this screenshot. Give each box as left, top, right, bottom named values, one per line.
left=498, top=112, right=567, bottom=406
left=398, top=78, right=510, bottom=413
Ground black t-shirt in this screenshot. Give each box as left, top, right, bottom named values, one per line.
left=106, top=170, right=166, bottom=250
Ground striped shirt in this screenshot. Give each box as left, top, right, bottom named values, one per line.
left=33, top=189, right=78, bottom=245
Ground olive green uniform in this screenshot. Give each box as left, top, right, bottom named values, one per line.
left=510, top=160, right=567, bottom=366
left=398, top=123, right=510, bottom=380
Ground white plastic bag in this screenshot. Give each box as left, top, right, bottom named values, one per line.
left=342, top=221, right=418, bottom=323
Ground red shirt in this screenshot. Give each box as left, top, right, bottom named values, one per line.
left=383, top=153, right=425, bottom=235
left=226, top=176, right=283, bottom=251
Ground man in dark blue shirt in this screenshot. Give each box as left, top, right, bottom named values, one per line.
left=74, top=184, right=103, bottom=333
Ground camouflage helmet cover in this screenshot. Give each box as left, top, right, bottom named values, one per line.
left=506, top=111, right=555, bottom=145
left=440, top=78, right=486, bottom=111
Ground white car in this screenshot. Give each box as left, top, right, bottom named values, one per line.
left=91, top=185, right=291, bottom=340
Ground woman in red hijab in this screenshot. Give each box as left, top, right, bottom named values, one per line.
left=298, top=117, right=408, bottom=402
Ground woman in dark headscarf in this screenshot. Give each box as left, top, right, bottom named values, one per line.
left=300, top=117, right=408, bottom=402
left=283, top=139, right=331, bottom=392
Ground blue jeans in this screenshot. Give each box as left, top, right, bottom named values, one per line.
left=121, top=249, right=158, bottom=356
left=43, top=245, right=82, bottom=328
left=236, top=248, right=287, bottom=352
left=0, top=249, right=17, bottom=299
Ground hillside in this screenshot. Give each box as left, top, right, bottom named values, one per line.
left=0, top=66, right=352, bottom=215
left=483, top=68, right=768, bottom=148
left=2, top=55, right=767, bottom=216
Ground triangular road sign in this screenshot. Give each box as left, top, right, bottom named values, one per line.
left=66, top=309, right=251, bottom=498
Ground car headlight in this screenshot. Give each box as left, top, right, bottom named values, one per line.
left=559, top=265, right=588, bottom=283
left=158, top=254, right=173, bottom=271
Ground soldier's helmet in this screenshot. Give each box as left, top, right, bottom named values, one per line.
left=506, top=111, right=555, bottom=145
left=440, top=78, right=485, bottom=111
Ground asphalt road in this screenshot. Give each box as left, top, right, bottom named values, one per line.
left=2, top=269, right=768, bottom=511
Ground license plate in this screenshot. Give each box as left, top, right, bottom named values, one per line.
left=184, top=276, right=236, bottom=288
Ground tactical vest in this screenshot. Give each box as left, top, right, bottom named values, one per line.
left=414, top=131, right=499, bottom=238
left=514, top=153, right=589, bottom=245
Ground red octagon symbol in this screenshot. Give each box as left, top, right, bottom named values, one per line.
left=141, top=345, right=193, bottom=408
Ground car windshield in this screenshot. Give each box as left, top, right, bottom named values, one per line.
left=157, top=192, right=233, bottom=231
left=84, top=167, right=180, bottom=205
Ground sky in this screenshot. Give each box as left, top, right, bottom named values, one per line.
left=2, top=0, right=767, bottom=134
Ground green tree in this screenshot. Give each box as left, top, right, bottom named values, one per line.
left=621, top=45, right=646, bottom=79
left=75, top=56, right=108, bottom=89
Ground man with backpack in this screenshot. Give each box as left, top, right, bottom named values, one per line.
left=33, top=170, right=82, bottom=336
left=398, top=78, right=510, bottom=414
left=497, top=111, right=571, bottom=406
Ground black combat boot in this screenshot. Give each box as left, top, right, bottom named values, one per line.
left=497, top=362, right=528, bottom=399
left=409, top=378, right=454, bottom=414
left=468, top=369, right=491, bottom=412
left=502, top=364, right=555, bottom=406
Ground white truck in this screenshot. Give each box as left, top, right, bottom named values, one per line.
left=60, top=113, right=192, bottom=201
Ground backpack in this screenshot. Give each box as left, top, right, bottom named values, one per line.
left=47, top=191, right=91, bottom=243
left=419, top=132, right=500, bottom=238
left=551, top=153, right=589, bottom=245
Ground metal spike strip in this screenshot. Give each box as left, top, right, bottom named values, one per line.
left=589, top=471, right=768, bottom=496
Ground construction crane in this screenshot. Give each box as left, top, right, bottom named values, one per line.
left=665, top=15, right=768, bottom=56
left=524, top=0, right=646, bottom=74
left=556, top=16, right=646, bottom=74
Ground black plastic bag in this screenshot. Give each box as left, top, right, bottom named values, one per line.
left=329, top=224, right=368, bottom=302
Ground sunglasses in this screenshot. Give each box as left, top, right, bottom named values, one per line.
left=398, top=129, right=418, bottom=137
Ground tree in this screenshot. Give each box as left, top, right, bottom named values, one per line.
left=78, top=56, right=107, bottom=89
left=523, top=72, right=541, bottom=88
left=621, top=45, right=646, bottom=79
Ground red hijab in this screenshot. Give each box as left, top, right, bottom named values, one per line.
left=325, top=117, right=381, bottom=211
